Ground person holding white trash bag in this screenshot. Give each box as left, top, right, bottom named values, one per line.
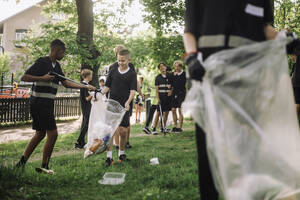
left=183, top=0, right=300, bottom=200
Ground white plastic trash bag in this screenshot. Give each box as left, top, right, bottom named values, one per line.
left=183, top=36, right=300, bottom=200
left=84, top=94, right=126, bottom=158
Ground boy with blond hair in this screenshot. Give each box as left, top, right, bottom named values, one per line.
left=101, top=49, right=137, bottom=166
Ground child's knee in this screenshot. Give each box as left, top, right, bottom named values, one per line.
left=119, top=127, right=127, bottom=137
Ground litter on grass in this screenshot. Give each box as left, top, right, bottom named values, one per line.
left=98, top=172, right=126, bottom=185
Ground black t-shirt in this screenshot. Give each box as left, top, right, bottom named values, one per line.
left=155, top=74, right=171, bottom=99
left=105, top=66, right=137, bottom=106
left=172, top=71, right=187, bottom=94
left=185, top=0, right=274, bottom=59
left=25, top=56, right=66, bottom=101
left=292, top=55, right=300, bottom=87
left=80, top=81, right=91, bottom=113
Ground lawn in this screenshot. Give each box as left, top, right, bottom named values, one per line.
left=0, top=120, right=202, bottom=200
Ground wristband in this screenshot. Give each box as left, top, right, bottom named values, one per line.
left=182, top=51, right=199, bottom=60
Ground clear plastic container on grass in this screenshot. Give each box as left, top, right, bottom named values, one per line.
left=98, top=172, right=126, bottom=185
left=84, top=94, right=126, bottom=158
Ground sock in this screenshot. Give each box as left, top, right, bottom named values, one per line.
left=153, top=127, right=156, bottom=131
left=107, top=151, right=112, bottom=158
left=21, top=155, right=27, bottom=164
left=118, top=150, right=125, bottom=157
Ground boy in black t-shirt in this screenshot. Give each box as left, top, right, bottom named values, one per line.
left=15, top=39, right=95, bottom=174
left=101, top=49, right=137, bottom=166
left=152, top=63, right=172, bottom=135
left=75, top=69, right=93, bottom=149
left=171, top=60, right=186, bottom=133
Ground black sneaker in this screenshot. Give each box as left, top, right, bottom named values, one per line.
left=75, top=142, right=85, bottom=149
left=143, top=127, right=151, bottom=134
left=118, top=154, right=130, bottom=163
left=171, top=127, right=178, bottom=133
left=105, top=158, right=114, bottom=167
left=177, top=128, right=183, bottom=133
left=126, top=142, right=132, bottom=149
left=115, top=146, right=119, bottom=150
left=163, top=128, right=170, bottom=133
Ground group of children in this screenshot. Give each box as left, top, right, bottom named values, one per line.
left=142, top=60, right=187, bottom=135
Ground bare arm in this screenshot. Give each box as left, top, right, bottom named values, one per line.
left=62, top=80, right=95, bottom=90
left=101, top=86, right=110, bottom=94
left=183, top=32, right=197, bottom=53
left=21, top=74, right=54, bottom=82
left=155, top=86, right=160, bottom=105
left=125, top=90, right=136, bottom=111
left=137, top=82, right=143, bottom=96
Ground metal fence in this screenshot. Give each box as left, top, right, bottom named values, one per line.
left=0, top=97, right=81, bottom=124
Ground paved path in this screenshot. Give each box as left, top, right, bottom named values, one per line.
left=0, top=111, right=147, bottom=144
left=0, top=118, right=82, bottom=144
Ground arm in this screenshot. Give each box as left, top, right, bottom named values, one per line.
left=100, top=86, right=110, bottom=94
left=125, top=90, right=136, bottom=111
left=137, top=82, right=143, bottom=97
left=21, top=74, right=54, bottom=82
left=62, top=80, right=95, bottom=90
left=155, top=86, right=160, bottom=105
left=183, top=32, right=197, bottom=53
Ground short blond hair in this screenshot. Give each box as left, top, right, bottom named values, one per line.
left=173, top=60, right=183, bottom=67
left=114, top=45, right=126, bottom=56
left=81, top=69, right=93, bottom=79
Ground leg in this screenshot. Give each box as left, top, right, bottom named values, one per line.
left=126, top=126, right=131, bottom=147
left=114, top=131, right=120, bottom=148
left=119, top=126, right=127, bottom=151
left=296, top=104, right=300, bottom=117
left=23, top=130, right=46, bottom=159
left=153, top=110, right=160, bottom=129
left=163, top=111, right=169, bottom=128
left=172, top=108, right=178, bottom=128
left=135, top=104, right=138, bottom=122
left=145, top=105, right=156, bottom=127
left=178, top=108, right=184, bottom=129
left=76, top=114, right=89, bottom=146
left=42, top=129, right=58, bottom=168
left=195, top=125, right=219, bottom=200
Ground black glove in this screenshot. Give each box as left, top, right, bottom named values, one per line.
left=185, top=53, right=206, bottom=81
left=286, top=32, right=300, bottom=55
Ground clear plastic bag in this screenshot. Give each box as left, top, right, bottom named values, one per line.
left=183, top=36, right=300, bottom=200
left=84, top=94, right=126, bottom=158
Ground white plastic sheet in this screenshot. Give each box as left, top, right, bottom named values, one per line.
left=84, top=94, right=126, bottom=158
left=183, top=36, right=300, bottom=200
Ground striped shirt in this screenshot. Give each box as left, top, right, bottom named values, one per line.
left=25, top=56, right=66, bottom=101
left=155, top=74, right=171, bottom=98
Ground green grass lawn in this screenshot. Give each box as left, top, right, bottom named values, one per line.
left=0, top=120, right=202, bottom=200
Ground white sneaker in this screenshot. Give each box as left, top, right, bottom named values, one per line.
left=35, top=167, right=54, bottom=175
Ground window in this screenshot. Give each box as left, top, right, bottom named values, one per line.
left=15, top=29, right=27, bottom=41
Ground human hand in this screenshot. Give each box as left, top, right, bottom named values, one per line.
left=41, top=73, right=55, bottom=82
left=185, top=53, right=206, bottom=81
left=87, top=85, right=96, bottom=91
left=157, top=99, right=161, bottom=105
left=125, top=101, right=130, bottom=111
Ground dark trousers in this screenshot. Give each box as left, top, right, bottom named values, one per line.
left=195, top=124, right=219, bottom=200
left=145, top=105, right=157, bottom=127
left=77, top=113, right=90, bottom=145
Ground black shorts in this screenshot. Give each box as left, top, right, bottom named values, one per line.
left=294, top=87, right=300, bottom=104
left=30, top=97, right=57, bottom=131
left=158, top=96, right=172, bottom=112
left=129, top=101, right=133, bottom=117
left=172, top=92, right=186, bottom=108
left=120, top=111, right=130, bottom=127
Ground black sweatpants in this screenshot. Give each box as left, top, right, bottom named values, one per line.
left=145, top=105, right=157, bottom=127
left=195, top=124, right=219, bottom=200
left=77, top=113, right=90, bottom=145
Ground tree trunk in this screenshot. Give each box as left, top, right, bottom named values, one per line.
left=75, top=0, right=100, bottom=87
